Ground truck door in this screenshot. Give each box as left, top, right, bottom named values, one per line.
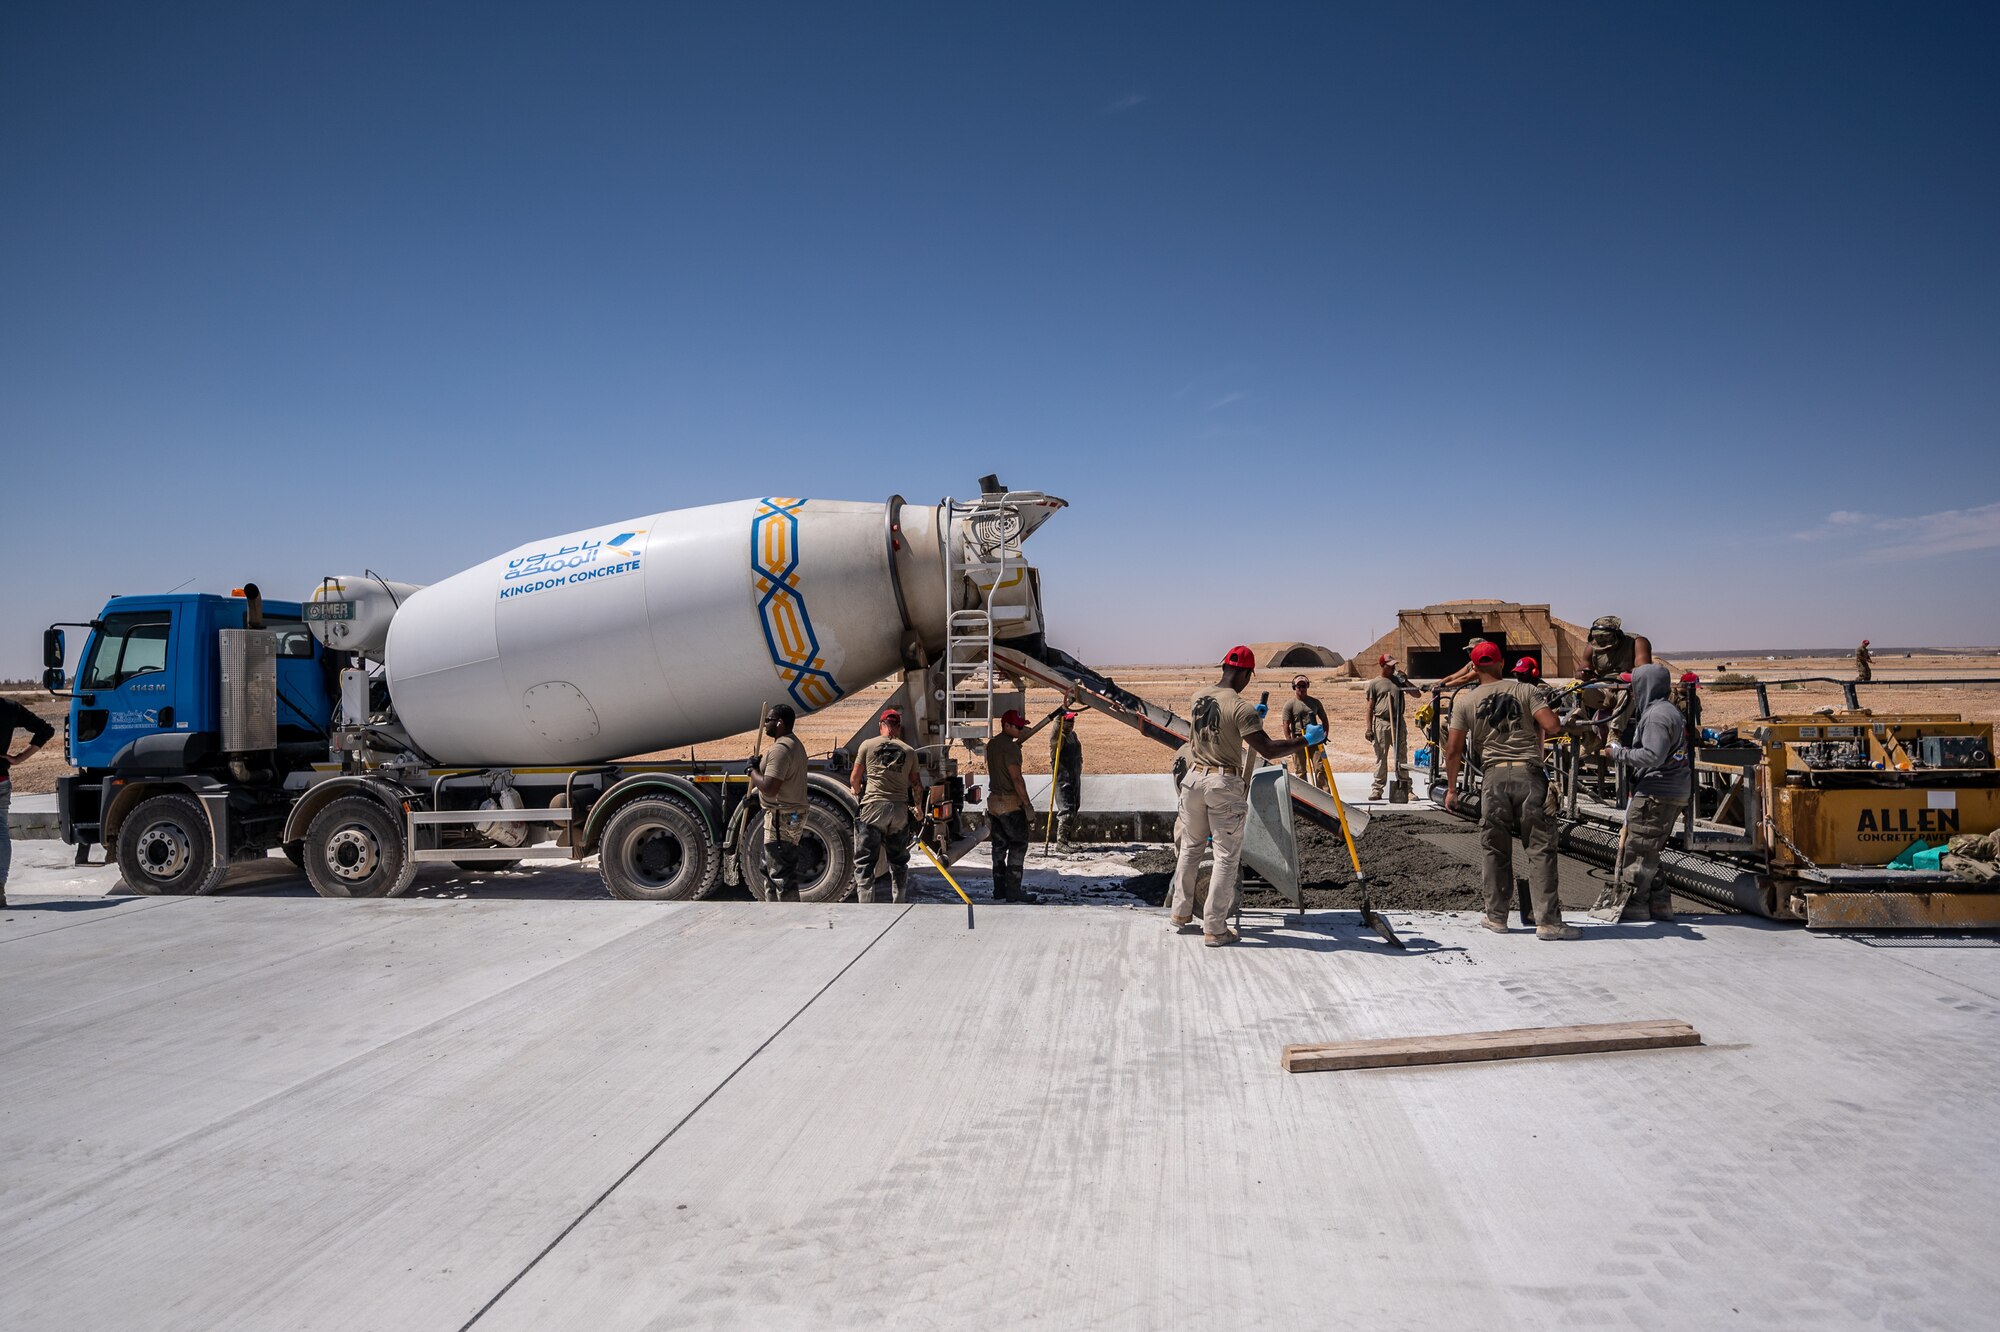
left=72, top=607, right=180, bottom=770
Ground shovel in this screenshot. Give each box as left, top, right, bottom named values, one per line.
left=1316, top=744, right=1406, bottom=950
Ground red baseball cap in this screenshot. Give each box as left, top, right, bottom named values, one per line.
left=999, top=709, right=1028, bottom=728
left=1510, top=656, right=1540, bottom=677
left=880, top=708, right=902, bottom=724
left=1061, top=710, right=1078, bottom=720
left=1469, top=641, right=1502, bottom=666
left=1619, top=672, right=1632, bottom=683
left=1378, top=654, right=1393, bottom=667
left=1222, top=645, right=1256, bottom=670
left=1680, top=671, right=1700, bottom=685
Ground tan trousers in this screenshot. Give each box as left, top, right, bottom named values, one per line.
left=1478, top=766, right=1563, bottom=926
left=1370, top=723, right=1408, bottom=796
left=1591, top=794, right=1688, bottom=921
left=1170, top=770, right=1249, bottom=937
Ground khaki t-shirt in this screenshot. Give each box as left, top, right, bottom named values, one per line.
left=985, top=733, right=1025, bottom=816
left=852, top=735, right=918, bottom=830
left=1188, top=683, right=1263, bottom=774
left=1047, top=718, right=1081, bottom=765
left=1450, top=679, right=1545, bottom=767
left=1281, top=695, right=1326, bottom=738
left=762, top=734, right=808, bottom=811
left=1363, top=677, right=1404, bottom=732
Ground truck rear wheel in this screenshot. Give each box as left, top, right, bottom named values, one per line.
left=304, top=796, right=415, bottom=898
left=597, top=796, right=719, bottom=901
left=736, top=797, right=855, bottom=903
left=117, top=793, right=228, bottom=896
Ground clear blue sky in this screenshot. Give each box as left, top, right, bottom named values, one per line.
left=4, top=2, right=1996, bottom=676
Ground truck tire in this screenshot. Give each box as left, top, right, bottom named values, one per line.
left=304, top=795, right=415, bottom=898
left=117, top=793, right=228, bottom=896
left=597, top=796, right=719, bottom=901
left=736, top=797, right=855, bottom=903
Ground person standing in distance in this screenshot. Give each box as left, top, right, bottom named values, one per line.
left=745, top=704, right=808, bottom=901
left=849, top=708, right=920, bottom=903
left=1443, top=641, right=1578, bottom=939
left=1047, top=710, right=1085, bottom=848
left=1170, top=646, right=1320, bottom=947
left=1281, top=674, right=1330, bottom=788
left=983, top=709, right=1042, bottom=903
left=1363, top=655, right=1420, bottom=800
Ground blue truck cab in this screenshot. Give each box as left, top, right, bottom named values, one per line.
left=47, top=591, right=336, bottom=893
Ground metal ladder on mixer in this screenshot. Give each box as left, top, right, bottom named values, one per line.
left=940, top=494, right=1030, bottom=741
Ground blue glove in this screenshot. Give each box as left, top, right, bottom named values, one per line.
left=1304, top=723, right=1326, bottom=746
left=1255, top=702, right=1268, bottom=718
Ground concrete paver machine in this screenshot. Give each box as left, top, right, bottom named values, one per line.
left=1555, top=681, right=2000, bottom=929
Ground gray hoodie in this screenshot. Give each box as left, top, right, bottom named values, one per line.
left=1620, top=663, right=1690, bottom=798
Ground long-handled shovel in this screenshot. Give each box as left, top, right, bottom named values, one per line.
left=1317, top=744, right=1406, bottom=950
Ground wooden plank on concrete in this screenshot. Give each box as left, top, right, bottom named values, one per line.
left=1282, top=1019, right=1700, bottom=1073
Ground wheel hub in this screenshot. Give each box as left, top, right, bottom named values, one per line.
left=629, top=827, right=685, bottom=886
left=326, top=826, right=380, bottom=882
left=136, top=823, right=190, bottom=880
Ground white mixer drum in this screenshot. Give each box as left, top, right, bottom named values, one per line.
left=384, top=497, right=946, bottom=766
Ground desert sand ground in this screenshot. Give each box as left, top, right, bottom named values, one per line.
left=9, top=651, right=1997, bottom=795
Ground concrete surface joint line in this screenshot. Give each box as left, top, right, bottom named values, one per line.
left=456, top=903, right=914, bottom=1331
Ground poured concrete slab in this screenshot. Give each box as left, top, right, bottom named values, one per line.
left=0, top=896, right=1994, bottom=1329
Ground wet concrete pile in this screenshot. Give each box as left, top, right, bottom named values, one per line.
left=1119, top=821, right=1485, bottom=911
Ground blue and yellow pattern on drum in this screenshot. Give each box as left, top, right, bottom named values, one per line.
left=751, top=497, right=846, bottom=711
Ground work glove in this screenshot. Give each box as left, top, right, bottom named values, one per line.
left=745, top=754, right=762, bottom=771
left=1304, top=723, right=1326, bottom=747
left=1255, top=702, right=1268, bottom=719
left=1607, top=742, right=1628, bottom=762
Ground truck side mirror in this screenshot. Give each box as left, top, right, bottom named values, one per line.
left=44, top=627, right=65, bottom=669
left=43, top=667, right=66, bottom=693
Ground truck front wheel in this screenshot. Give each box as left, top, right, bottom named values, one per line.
left=117, top=793, right=228, bottom=896
left=597, top=796, right=719, bottom=901
left=304, top=796, right=415, bottom=898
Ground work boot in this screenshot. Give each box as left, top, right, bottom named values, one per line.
left=1369, top=788, right=1384, bottom=801
left=1650, top=905, right=1678, bottom=922
left=1203, top=929, right=1240, bottom=947
left=1168, top=915, right=1200, bottom=934
left=1536, top=922, right=1583, bottom=941
left=997, top=887, right=1042, bottom=904
left=889, top=871, right=911, bottom=904
left=1479, top=916, right=1509, bottom=934
left=1055, top=814, right=1077, bottom=848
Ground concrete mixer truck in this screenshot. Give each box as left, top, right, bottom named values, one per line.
left=41, top=483, right=1066, bottom=901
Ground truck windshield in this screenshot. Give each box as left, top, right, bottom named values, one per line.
left=82, top=612, right=171, bottom=689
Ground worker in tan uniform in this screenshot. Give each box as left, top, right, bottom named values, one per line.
left=745, top=703, right=809, bottom=901
left=1363, top=654, right=1420, bottom=800
left=1855, top=640, right=1872, bottom=683
left=1046, top=710, right=1084, bottom=847
left=1435, top=638, right=1494, bottom=690
left=983, top=709, right=1042, bottom=903
left=1281, top=675, right=1330, bottom=788
left=1443, top=641, right=1578, bottom=939
left=1170, top=646, right=1320, bottom=947
left=849, top=708, right=920, bottom=903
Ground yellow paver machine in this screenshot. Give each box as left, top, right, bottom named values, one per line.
left=1550, top=679, right=2000, bottom=929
